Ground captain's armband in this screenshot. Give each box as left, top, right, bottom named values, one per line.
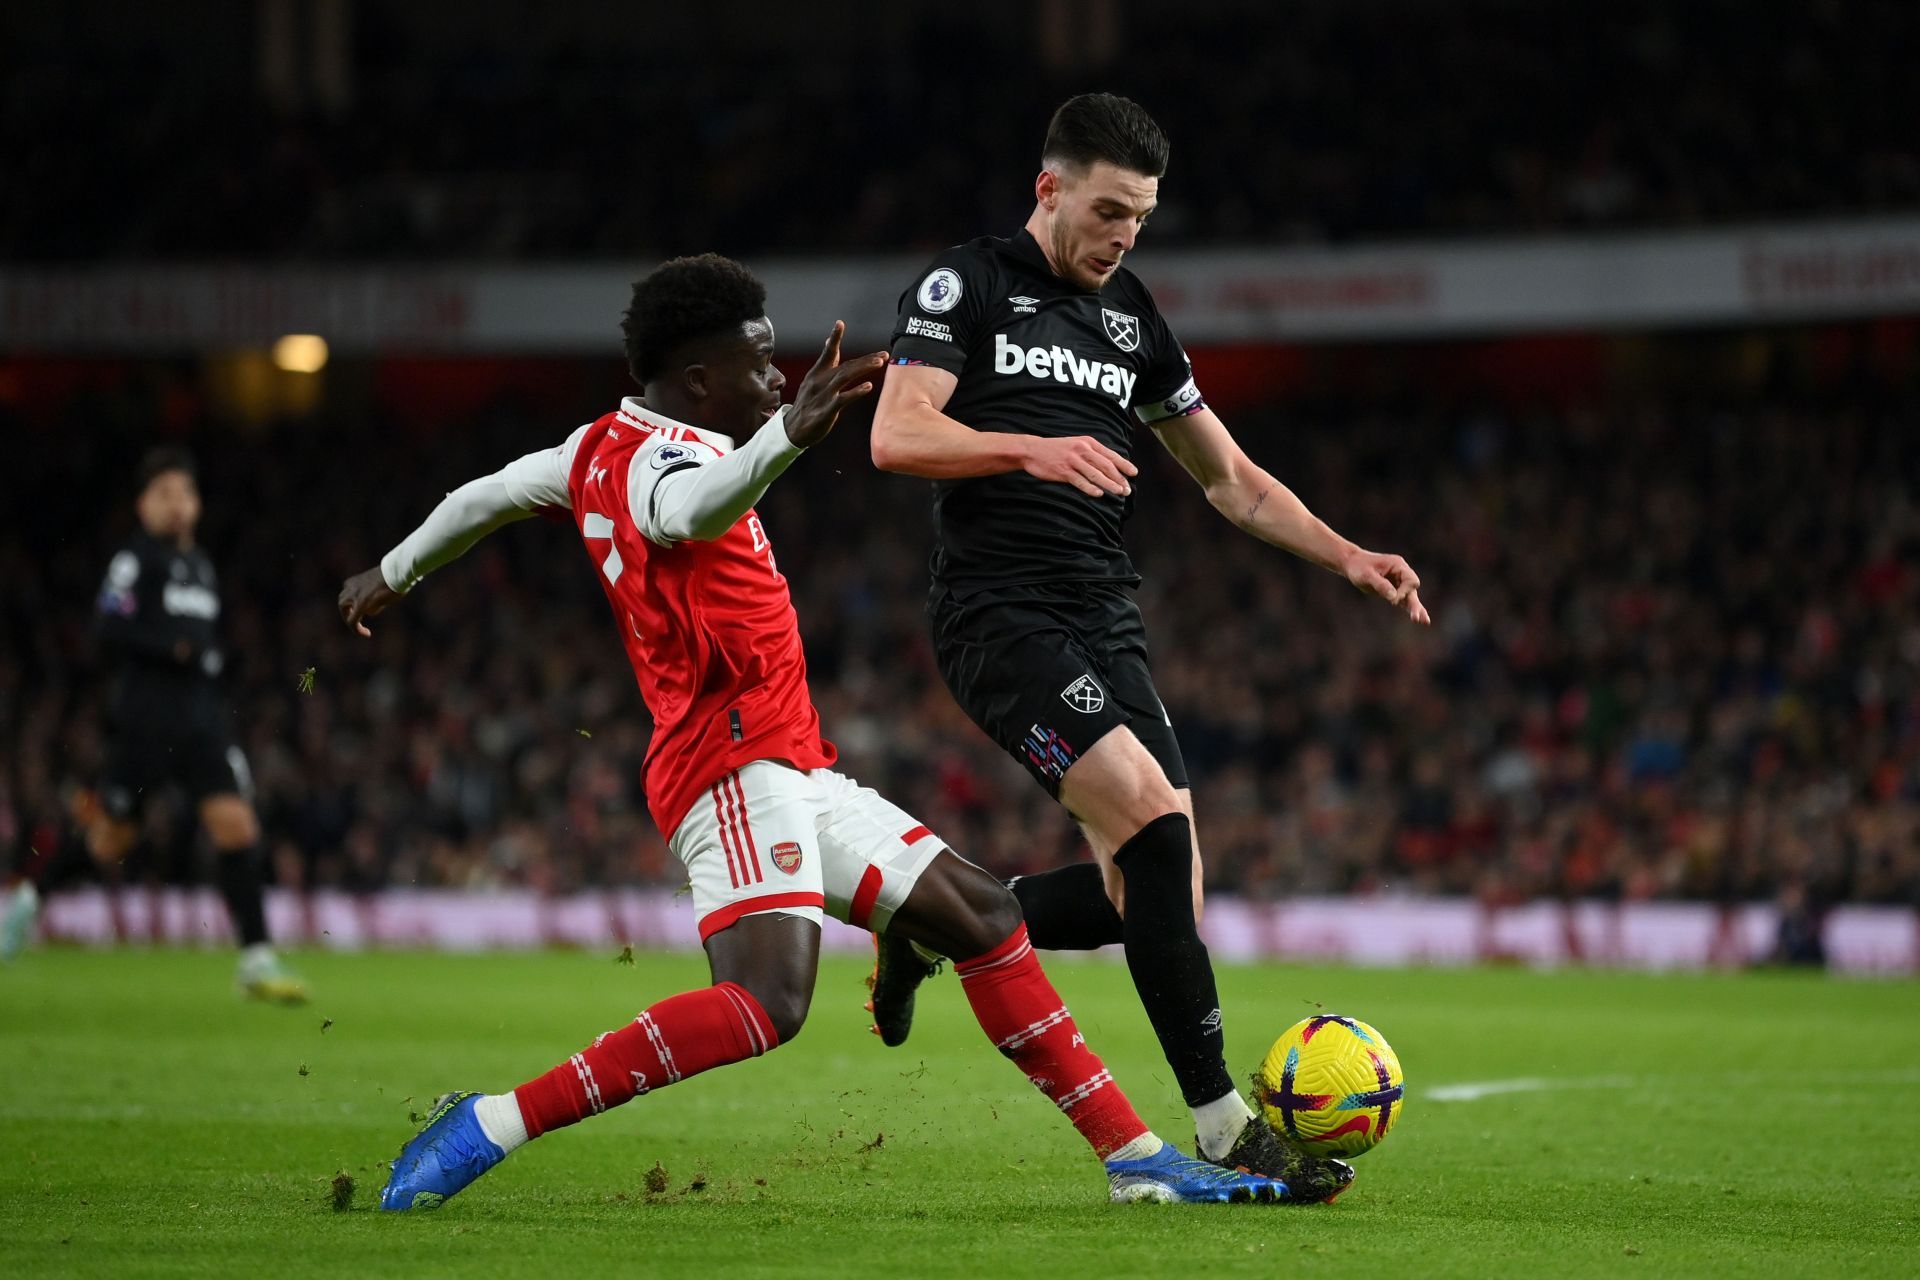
left=1133, top=377, right=1206, bottom=425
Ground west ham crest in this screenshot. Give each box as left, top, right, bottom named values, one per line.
left=1101, top=308, right=1140, bottom=352
left=1060, top=674, right=1106, bottom=714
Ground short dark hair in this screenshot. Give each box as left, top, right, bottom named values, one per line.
left=621, top=253, right=769, bottom=384
left=136, top=446, right=196, bottom=493
left=1041, top=93, right=1169, bottom=179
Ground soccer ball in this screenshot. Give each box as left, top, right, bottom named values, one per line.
left=1254, top=1015, right=1405, bottom=1158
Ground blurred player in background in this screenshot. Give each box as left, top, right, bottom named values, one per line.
left=0, top=449, right=307, bottom=1002
left=871, top=93, right=1426, bottom=1190
left=341, top=254, right=1300, bottom=1209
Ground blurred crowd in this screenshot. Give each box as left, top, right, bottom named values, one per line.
left=7, top=0, right=1917, bottom=262
left=4, top=374, right=1917, bottom=913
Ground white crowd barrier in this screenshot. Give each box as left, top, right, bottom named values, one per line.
left=30, top=888, right=1918, bottom=975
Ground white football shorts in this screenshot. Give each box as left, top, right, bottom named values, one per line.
left=671, top=761, right=951, bottom=941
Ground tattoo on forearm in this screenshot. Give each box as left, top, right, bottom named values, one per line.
left=1242, top=486, right=1273, bottom=526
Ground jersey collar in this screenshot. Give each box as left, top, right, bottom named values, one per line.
left=1007, top=228, right=1055, bottom=275
left=616, top=398, right=736, bottom=453
left=1007, top=227, right=1104, bottom=294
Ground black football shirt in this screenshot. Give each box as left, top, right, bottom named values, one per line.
left=94, top=531, right=225, bottom=714
left=890, top=229, right=1203, bottom=596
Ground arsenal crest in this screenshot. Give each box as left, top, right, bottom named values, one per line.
left=771, top=841, right=804, bottom=874
left=1101, top=308, right=1140, bottom=352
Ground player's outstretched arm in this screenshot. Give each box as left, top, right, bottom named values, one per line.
left=337, top=566, right=404, bottom=637
left=646, top=323, right=888, bottom=544
left=338, top=436, right=579, bottom=635
left=1155, top=408, right=1430, bottom=625
left=783, top=321, right=890, bottom=449
left=871, top=363, right=1137, bottom=498
left=337, top=469, right=537, bottom=636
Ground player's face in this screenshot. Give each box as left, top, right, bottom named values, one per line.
left=1039, top=161, right=1158, bottom=291
left=695, top=317, right=785, bottom=437
left=136, top=469, right=200, bottom=543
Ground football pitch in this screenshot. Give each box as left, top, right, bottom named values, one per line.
left=3, top=949, right=1916, bottom=1279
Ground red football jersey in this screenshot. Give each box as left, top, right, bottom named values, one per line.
left=563, top=402, right=835, bottom=835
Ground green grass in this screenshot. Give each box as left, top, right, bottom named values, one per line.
left=2, top=949, right=1916, bottom=1279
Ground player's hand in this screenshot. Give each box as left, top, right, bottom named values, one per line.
left=1020, top=434, right=1137, bottom=498
left=1343, top=549, right=1429, bottom=625
left=338, top=566, right=403, bottom=637
left=785, top=321, right=889, bottom=449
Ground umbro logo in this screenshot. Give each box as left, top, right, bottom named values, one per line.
left=1009, top=295, right=1039, bottom=314
left=1201, top=1008, right=1223, bottom=1033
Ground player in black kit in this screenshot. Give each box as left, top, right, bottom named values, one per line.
left=0, top=449, right=307, bottom=1001
left=868, top=94, right=1427, bottom=1196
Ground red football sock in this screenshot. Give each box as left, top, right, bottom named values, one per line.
left=954, top=923, right=1150, bottom=1159
left=512, top=981, right=778, bottom=1139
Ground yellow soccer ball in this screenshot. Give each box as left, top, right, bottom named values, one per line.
left=1255, top=1015, right=1405, bottom=1158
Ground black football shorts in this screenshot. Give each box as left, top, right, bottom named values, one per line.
left=100, top=708, right=252, bottom=821
left=929, top=581, right=1189, bottom=799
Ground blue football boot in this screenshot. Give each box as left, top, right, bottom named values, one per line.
left=1105, top=1142, right=1288, bottom=1204
left=381, top=1092, right=506, bottom=1211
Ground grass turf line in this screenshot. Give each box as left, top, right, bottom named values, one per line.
left=2, top=949, right=1916, bottom=1279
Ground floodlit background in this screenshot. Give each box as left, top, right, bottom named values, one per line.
left=4, top=0, right=1918, bottom=971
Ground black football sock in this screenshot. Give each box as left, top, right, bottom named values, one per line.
left=1113, top=813, right=1236, bottom=1108
left=1007, top=862, right=1124, bottom=950
left=213, top=844, right=271, bottom=948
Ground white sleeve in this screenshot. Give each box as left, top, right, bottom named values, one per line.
left=630, top=409, right=806, bottom=545
left=380, top=425, right=589, bottom=593
left=500, top=422, right=588, bottom=510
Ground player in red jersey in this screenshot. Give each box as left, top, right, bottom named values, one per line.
left=338, top=254, right=1295, bottom=1208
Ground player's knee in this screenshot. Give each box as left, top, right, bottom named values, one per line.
left=737, top=974, right=812, bottom=1045
left=89, top=818, right=137, bottom=863
left=1067, top=752, right=1180, bottom=846
left=1120, top=783, right=1183, bottom=837
left=950, top=879, right=1023, bottom=960
left=899, top=852, right=1023, bottom=960
left=978, top=885, right=1024, bottom=949
left=202, top=797, right=259, bottom=849
left=760, top=991, right=811, bottom=1045
left=1090, top=801, right=1183, bottom=855
left=209, top=816, right=260, bottom=850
